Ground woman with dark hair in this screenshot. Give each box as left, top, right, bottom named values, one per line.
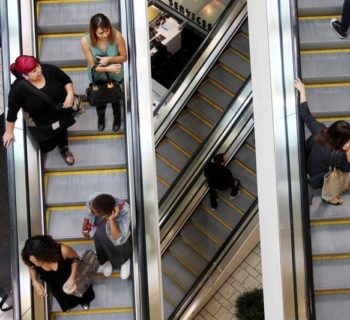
left=294, top=78, right=350, bottom=204
left=82, top=193, right=131, bottom=280
left=2, top=55, right=75, bottom=165
left=81, top=13, right=127, bottom=132
left=22, top=235, right=95, bottom=312
left=204, top=153, right=240, bottom=209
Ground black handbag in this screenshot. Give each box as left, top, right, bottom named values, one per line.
left=20, top=80, right=76, bottom=143
left=86, top=67, right=123, bottom=106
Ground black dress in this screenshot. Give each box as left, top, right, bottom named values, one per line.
left=35, top=245, right=95, bottom=312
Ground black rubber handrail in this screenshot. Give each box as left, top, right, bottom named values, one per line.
left=153, top=0, right=243, bottom=116
left=0, top=290, right=13, bottom=312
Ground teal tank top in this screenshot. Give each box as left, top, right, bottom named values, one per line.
left=86, top=32, right=124, bottom=83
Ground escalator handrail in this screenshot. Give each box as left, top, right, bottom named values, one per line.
left=291, top=0, right=316, bottom=318
left=152, top=0, right=246, bottom=118
left=0, top=290, right=13, bottom=312
left=159, top=79, right=252, bottom=224
left=171, top=199, right=259, bottom=319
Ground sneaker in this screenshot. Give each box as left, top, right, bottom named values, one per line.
left=120, top=258, right=131, bottom=280
left=81, top=303, right=90, bottom=311
left=330, top=19, right=347, bottom=39
left=97, top=261, right=113, bottom=277
left=230, top=190, right=241, bottom=200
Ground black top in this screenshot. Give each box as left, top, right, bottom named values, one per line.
left=6, top=64, right=72, bottom=126
left=299, top=101, right=350, bottom=188
left=204, top=162, right=235, bottom=190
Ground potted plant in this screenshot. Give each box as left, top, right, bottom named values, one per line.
left=235, top=288, right=264, bottom=320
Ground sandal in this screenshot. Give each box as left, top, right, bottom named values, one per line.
left=322, top=197, right=343, bottom=206
left=60, top=147, right=75, bottom=166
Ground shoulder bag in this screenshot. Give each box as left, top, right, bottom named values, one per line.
left=322, top=150, right=349, bottom=201
left=62, top=250, right=99, bottom=298
left=19, top=80, right=81, bottom=143
left=86, top=66, right=123, bottom=106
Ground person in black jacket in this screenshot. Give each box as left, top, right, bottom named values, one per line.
left=330, top=0, right=350, bottom=39
left=294, top=78, right=350, bottom=205
left=2, top=55, right=76, bottom=165
left=204, top=153, right=240, bottom=209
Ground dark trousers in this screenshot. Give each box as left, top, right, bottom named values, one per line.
left=39, top=129, right=68, bottom=153
left=341, top=0, right=350, bottom=31
left=209, top=179, right=240, bottom=208
left=96, top=101, right=122, bottom=120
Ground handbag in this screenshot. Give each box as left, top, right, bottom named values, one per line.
left=20, top=80, right=78, bottom=143
left=86, top=67, right=123, bottom=106
left=322, top=151, right=349, bottom=201
left=62, top=250, right=99, bottom=298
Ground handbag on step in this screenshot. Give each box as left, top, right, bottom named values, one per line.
left=86, top=66, right=123, bottom=106
left=322, top=151, right=349, bottom=202
left=63, top=250, right=99, bottom=298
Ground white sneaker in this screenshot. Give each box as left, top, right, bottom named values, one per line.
left=120, top=258, right=131, bottom=280
left=97, top=261, right=113, bottom=277
left=230, top=190, right=241, bottom=200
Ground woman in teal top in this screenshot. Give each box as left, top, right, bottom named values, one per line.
left=81, top=13, right=127, bottom=131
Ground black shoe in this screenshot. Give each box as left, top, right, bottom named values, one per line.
left=98, top=116, right=105, bottom=131
left=81, top=303, right=90, bottom=311
left=330, top=19, right=347, bottom=39
left=112, top=118, right=121, bottom=132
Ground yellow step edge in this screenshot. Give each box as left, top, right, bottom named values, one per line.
left=69, top=134, right=125, bottom=141
left=197, top=93, right=225, bottom=113
left=51, top=306, right=133, bottom=317
left=45, top=168, right=127, bottom=176
left=240, top=31, right=249, bottom=40
left=61, top=66, right=87, bottom=72
left=180, top=235, right=210, bottom=261
left=315, top=288, right=350, bottom=296
left=201, top=204, right=233, bottom=230
left=164, top=138, right=191, bottom=158
left=94, top=272, right=120, bottom=279
left=187, top=108, right=213, bottom=128
left=47, top=205, right=85, bottom=212
left=190, top=220, right=222, bottom=246
left=207, top=78, right=235, bottom=97
left=313, top=253, right=350, bottom=261
left=240, top=185, right=256, bottom=200
left=228, top=47, right=250, bottom=62
left=61, top=239, right=94, bottom=245
left=168, top=251, right=199, bottom=276
left=175, top=123, right=202, bottom=143
left=157, top=175, right=171, bottom=188
left=156, top=152, right=181, bottom=173
left=317, top=116, right=350, bottom=122
left=219, top=62, right=246, bottom=82
left=162, top=268, right=188, bottom=292
left=301, top=48, right=350, bottom=55
left=234, top=158, right=256, bottom=176
left=306, top=82, right=350, bottom=89
left=217, top=193, right=245, bottom=215
left=38, top=32, right=85, bottom=39
left=163, top=292, right=177, bottom=307
left=298, top=15, right=341, bottom=21
left=245, top=142, right=256, bottom=152
left=311, top=219, right=350, bottom=227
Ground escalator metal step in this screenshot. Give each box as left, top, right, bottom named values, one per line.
left=315, top=293, right=350, bottom=320
left=298, top=0, right=342, bottom=16
left=157, top=139, right=189, bottom=170
left=235, top=144, right=256, bottom=172
left=162, top=252, right=196, bottom=291
left=187, top=95, right=223, bottom=125
left=313, top=257, right=350, bottom=289
left=301, top=51, right=350, bottom=83
left=37, top=0, right=118, bottom=34
left=44, top=135, right=126, bottom=171
left=39, top=35, right=85, bottom=67
left=162, top=273, right=186, bottom=306
left=229, top=162, right=257, bottom=197
left=209, top=64, right=244, bottom=94
left=299, top=19, right=350, bottom=50
left=229, top=33, right=250, bottom=58
left=156, top=155, right=179, bottom=186
left=45, top=169, right=128, bottom=206
left=219, top=49, right=250, bottom=79
left=197, top=80, right=233, bottom=110
left=310, top=194, right=350, bottom=221
left=164, top=299, right=175, bottom=319
left=53, top=312, right=134, bottom=320
left=63, top=68, right=89, bottom=97
left=166, top=125, right=200, bottom=155
left=176, top=111, right=211, bottom=141
left=157, top=178, right=169, bottom=200
left=246, top=131, right=255, bottom=147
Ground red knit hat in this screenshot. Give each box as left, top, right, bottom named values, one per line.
left=10, top=55, right=38, bottom=75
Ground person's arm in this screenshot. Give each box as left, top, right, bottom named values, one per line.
left=3, top=121, right=15, bottom=148
left=61, top=244, right=80, bottom=285
left=97, top=30, right=127, bottom=65
left=62, top=83, right=75, bottom=108
left=107, top=207, right=122, bottom=240
left=29, top=267, right=46, bottom=297
left=82, top=217, right=90, bottom=238
left=294, top=78, right=325, bottom=136
left=81, top=35, right=121, bottom=75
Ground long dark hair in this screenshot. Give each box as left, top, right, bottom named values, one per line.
left=91, top=193, right=116, bottom=216
left=22, top=235, right=61, bottom=267
left=89, top=13, right=115, bottom=47
left=316, top=120, right=350, bottom=151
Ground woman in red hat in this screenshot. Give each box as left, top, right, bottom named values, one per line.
left=2, top=55, right=76, bottom=165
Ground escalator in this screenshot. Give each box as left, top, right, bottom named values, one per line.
left=36, top=0, right=133, bottom=318
left=161, top=117, right=257, bottom=319
left=298, top=1, right=350, bottom=318
left=156, top=19, right=250, bottom=203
